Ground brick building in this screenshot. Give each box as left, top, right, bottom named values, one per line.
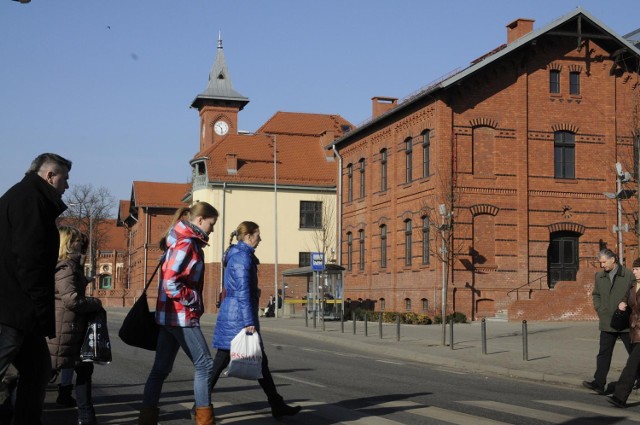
left=330, top=8, right=640, bottom=321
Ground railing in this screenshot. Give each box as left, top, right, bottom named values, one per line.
left=506, top=275, right=549, bottom=300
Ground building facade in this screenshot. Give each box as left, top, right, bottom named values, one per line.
left=331, top=9, right=640, bottom=321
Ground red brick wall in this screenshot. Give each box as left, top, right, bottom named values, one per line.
left=338, top=33, right=639, bottom=321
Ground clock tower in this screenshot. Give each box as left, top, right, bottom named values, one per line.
left=191, top=32, right=249, bottom=151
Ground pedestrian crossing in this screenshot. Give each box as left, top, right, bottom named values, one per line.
left=62, top=397, right=640, bottom=424
left=210, top=398, right=640, bottom=425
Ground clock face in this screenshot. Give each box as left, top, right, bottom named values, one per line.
left=214, top=120, right=229, bottom=136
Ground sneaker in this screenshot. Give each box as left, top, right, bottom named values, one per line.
left=607, top=395, right=627, bottom=408
left=582, top=380, right=605, bottom=395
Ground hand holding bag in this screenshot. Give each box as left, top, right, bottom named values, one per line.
left=118, top=258, right=163, bottom=351
left=225, top=330, right=263, bottom=380
left=611, top=307, right=631, bottom=331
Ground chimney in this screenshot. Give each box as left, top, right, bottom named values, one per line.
left=226, top=153, right=237, bottom=174
left=372, top=96, right=398, bottom=119
left=506, top=18, right=534, bottom=44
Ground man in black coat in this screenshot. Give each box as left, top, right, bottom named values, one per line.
left=0, top=153, right=71, bottom=425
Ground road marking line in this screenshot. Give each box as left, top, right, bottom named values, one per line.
left=537, top=400, right=640, bottom=421
left=276, top=374, right=327, bottom=388
left=362, top=401, right=511, bottom=425
left=461, top=400, right=572, bottom=424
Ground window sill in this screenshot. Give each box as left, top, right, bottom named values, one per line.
left=554, top=178, right=577, bottom=184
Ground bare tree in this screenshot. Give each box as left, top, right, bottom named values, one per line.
left=61, top=184, right=116, bottom=277
left=307, top=197, right=337, bottom=263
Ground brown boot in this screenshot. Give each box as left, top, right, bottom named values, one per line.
left=137, top=406, right=159, bottom=425
left=194, top=404, right=215, bottom=425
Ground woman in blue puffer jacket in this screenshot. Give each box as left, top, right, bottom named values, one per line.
left=211, top=221, right=300, bottom=419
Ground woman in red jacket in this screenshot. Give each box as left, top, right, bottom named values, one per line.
left=138, top=202, right=218, bottom=425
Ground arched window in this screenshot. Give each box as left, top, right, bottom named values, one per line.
left=422, top=298, right=429, bottom=312
left=346, top=164, right=353, bottom=202
left=404, top=219, right=412, bottom=266
left=422, top=216, right=430, bottom=265
left=380, top=224, right=387, bottom=268
left=569, top=72, right=580, bottom=95
left=549, top=69, right=560, bottom=93
left=359, top=158, right=366, bottom=198
left=346, top=232, right=353, bottom=271
left=405, top=138, right=413, bottom=183
left=422, top=130, right=430, bottom=178
left=359, top=229, right=365, bottom=270
left=554, top=131, right=575, bottom=179
left=380, top=149, right=387, bottom=192
left=380, top=298, right=386, bottom=311
left=405, top=298, right=412, bottom=312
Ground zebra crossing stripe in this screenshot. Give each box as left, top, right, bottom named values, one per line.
left=365, top=401, right=512, bottom=425
left=461, top=400, right=574, bottom=424
left=537, top=400, right=640, bottom=422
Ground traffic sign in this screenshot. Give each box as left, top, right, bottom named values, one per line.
left=311, top=252, right=325, bottom=271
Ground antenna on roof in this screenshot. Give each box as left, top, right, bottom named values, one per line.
left=218, top=30, right=222, bottom=49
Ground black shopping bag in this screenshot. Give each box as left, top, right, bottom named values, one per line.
left=80, top=309, right=112, bottom=364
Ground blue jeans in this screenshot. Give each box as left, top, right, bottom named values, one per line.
left=142, top=326, right=213, bottom=408
left=0, top=324, right=51, bottom=425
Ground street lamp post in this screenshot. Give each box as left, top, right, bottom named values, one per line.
left=603, top=162, right=635, bottom=265
left=273, top=134, right=279, bottom=318
left=238, top=131, right=279, bottom=317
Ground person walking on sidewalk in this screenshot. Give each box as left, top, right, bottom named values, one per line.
left=211, top=222, right=301, bottom=419
left=608, top=257, right=640, bottom=407
left=584, top=249, right=635, bottom=395
left=48, top=227, right=103, bottom=425
left=138, top=202, right=219, bottom=425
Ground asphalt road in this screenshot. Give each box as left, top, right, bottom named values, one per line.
left=41, top=314, right=640, bottom=424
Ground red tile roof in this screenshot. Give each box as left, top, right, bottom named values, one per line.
left=194, top=112, right=352, bottom=186
left=131, top=182, right=191, bottom=208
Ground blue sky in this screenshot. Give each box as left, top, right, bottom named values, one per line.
left=1, top=1, right=638, bottom=211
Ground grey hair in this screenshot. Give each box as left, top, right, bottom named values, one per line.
left=597, top=248, right=617, bottom=261
left=26, top=153, right=72, bottom=174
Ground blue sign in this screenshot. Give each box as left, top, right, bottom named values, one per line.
left=311, top=252, right=325, bottom=271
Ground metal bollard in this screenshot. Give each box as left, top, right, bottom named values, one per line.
left=352, top=312, right=356, bottom=335
left=322, top=312, right=325, bottom=331
left=449, top=317, right=454, bottom=350
left=396, top=315, right=401, bottom=341
left=364, top=314, right=368, bottom=337
left=341, top=310, right=344, bottom=333
left=481, top=318, right=487, bottom=355
left=522, top=320, right=529, bottom=361
left=304, top=307, right=308, bottom=328
left=379, top=313, right=383, bottom=339
left=313, top=310, right=317, bottom=329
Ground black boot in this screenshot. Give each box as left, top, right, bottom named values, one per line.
left=269, top=397, right=301, bottom=419
left=56, top=384, right=76, bottom=408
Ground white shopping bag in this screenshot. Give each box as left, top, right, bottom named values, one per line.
left=225, top=330, right=263, bottom=380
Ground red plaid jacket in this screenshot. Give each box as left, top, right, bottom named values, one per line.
left=155, top=221, right=208, bottom=327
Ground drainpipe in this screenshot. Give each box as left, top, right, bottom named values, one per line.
left=332, top=145, right=345, bottom=316
left=332, top=145, right=343, bottom=265
left=143, top=207, right=149, bottom=289
left=221, top=182, right=226, bottom=294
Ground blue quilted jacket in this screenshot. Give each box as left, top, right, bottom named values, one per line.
left=212, top=241, right=261, bottom=350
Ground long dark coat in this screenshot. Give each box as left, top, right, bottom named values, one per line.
left=593, top=265, right=636, bottom=332
left=47, top=254, right=102, bottom=369
left=0, top=172, right=66, bottom=337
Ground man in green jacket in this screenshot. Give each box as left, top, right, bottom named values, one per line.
left=584, top=249, right=636, bottom=395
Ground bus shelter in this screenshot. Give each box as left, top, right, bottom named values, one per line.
left=281, top=264, right=344, bottom=320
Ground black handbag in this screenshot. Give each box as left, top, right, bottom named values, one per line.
left=118, top=258, right=163, bottom=351
left=611, top=307, right=631, bottom=331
